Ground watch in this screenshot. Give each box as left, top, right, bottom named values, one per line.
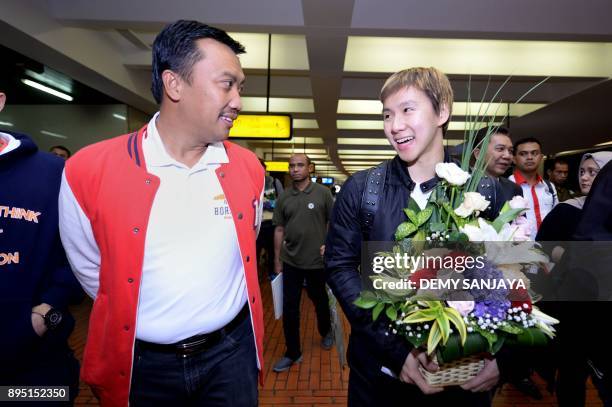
left=33, top=308, right=63, bottom=330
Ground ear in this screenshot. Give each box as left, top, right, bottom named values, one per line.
left=473, top=147, right=481, bottom=159
left=308, top=163, right=315, bottom=173
left=0, top=93, right=6, bottom=112
left=436, top=103, right=450, bottom=127
left=161, top=70, right=182, bottom=102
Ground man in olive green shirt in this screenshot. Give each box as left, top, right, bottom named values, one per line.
left=272, top=154, right=334, bottom=372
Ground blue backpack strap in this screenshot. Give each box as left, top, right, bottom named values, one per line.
left=360, top=161, right=388, bottom=239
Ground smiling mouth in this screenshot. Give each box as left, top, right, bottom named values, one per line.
left=395, top=136, right=415, bottom=145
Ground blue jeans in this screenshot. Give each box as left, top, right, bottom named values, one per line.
left=129, top=316, right=258, bottom=406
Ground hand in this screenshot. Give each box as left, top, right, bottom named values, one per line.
left=399, top=349, right=444, bottom=395
left=460, top=358, right=499, bottom=392
left=31, top=303, right=52, bottom=337
left=320, top=245, right=326, bottom=257
left=275, top=261, right=283, bottom=275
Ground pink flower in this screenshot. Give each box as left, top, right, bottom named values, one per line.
left=509, top=196, right=529, bottom=212
left=511, top=216, right=532, bottom=241
left=446, top=301, right=475, bottom=316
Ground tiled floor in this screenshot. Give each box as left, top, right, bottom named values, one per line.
left=69, top=281, right=602, bottom=406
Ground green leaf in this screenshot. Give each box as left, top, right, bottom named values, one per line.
left=445, top=307, right=468, bottom=345
left=498, top=323, right=523, bottom=335
left=385, top=304, right=398, bottom=321
left=427, top=321, right=443, bottom=355
left=416, top=207, right=434, bottom=227
left=372, top=302, right=385, bottom=321
left=492, top=207, right=525, bottom=233
left=430, top=222, right=447, bottom=233
left=490, top=335, right=506, bottom=355
left=395, top=222, right=417, bottom=241
left=353, top=296, right=379, bottom=309
left=404, top=208, right=419, bottom=225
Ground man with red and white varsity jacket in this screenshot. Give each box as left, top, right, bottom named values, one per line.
left=59, top=21, right=265, bottom=406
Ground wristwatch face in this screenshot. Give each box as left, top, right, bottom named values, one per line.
left=45, top=309, right=63, bottom=329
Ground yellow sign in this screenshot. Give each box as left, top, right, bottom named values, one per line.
left=229, top=114, right=292, bottom=139
left=265, top=161, right=289, bottom=172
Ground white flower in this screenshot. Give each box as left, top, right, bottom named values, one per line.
left=509, top=195, right=530, bottom=211
left=447, top=301, right=475, bottom=316
left=460, top=218, right=500, bottom=242
left=454, top=192, right=490, bottom=218
left=435, top=162, right=471, bottom=186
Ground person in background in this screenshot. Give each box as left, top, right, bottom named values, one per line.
left=473, top=126, right=523, bottom=202
left=50, top=145, right=71, bottom=160
left=510, top=137, right=557, bottom=238
left=546, top=157, right=575, bottom=202
left=257, top=158, right=284, bottom=280
left=0, top=89, right=82, bottom=403
left=536, top=151, right=612, bottom=407
left=272, top=153, right=334, bottom=372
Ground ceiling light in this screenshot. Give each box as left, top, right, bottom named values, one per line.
left=41, top=130, right=67, bottom=139
left=113, top=113, right=127, bottom=121
left=0, top=121, right=14, bottom=127
left=22, top=79, right=73, bottom=102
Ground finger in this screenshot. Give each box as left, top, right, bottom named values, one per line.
left=409, top=368, right=444, bottom=395
left=460, top=375, right=485, bottom=391
left=416, top=352, right=439, bottom=372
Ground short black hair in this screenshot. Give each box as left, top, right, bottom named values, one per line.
left=474, top=125, right=510, bottom=148
left=513, top=137, right=542, bottom=155
left=49, top=145, right=71, bottom=157
left=151, top=20, right=245, bottom=104
left=546, top=157, right=569, bottom=172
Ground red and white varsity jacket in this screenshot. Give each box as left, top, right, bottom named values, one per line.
left=59, top=125, right=265, bottom=406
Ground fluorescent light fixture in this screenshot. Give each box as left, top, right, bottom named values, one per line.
left=24, top=68, right=73, bottom=94
left=339, top=149, right=395, bottom=155
left=338, top=99, right=545, bottom=117
left=113, top=113, right=127, bottom=121
left=0, top=121, right=14, bottom=127
left=339, top=154, right=396, bottom=159
left=260, top=148, right=327, bottom=154
left=556, top=148, right=593, bottom=156
left=443, top=140, right=464, bottom=146
left=337, top=120, right=382, bottom=130
left=41, top=130, right=67, bottom=139
left=241, top=97, right=314, bottom=113
left=344, top=36, right=612, bottom=77
left=229, top=33, right=309, bottom=70
left=249, top=137, right=323, bottom=145
left=595, top=140, right=612, bottom=147
left=22, top=79, right=73, bottom=102
left=293, top=119, right=318, bottom=129
left=342, top=161, right=387, bottom=165
left=271, top=153, right=330, bottom=159
left=338, top=137, right=389, bottom=145
left=337, top=119, right=497, bottom=131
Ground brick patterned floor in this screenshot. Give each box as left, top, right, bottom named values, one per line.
left=69, top=281, right=602, bottom=406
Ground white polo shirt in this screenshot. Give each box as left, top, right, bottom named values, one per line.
left=509, top=171, right=557, bottom=238
left=134, top=113, right=247, bottom=343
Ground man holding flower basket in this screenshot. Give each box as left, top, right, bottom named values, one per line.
left=325, top=67, right=557, bottom=406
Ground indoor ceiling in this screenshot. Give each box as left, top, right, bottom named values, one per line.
left=2, top=0, right=612, bottom=180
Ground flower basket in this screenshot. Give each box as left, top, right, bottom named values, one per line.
left=420, top=354, right=486, bottom=387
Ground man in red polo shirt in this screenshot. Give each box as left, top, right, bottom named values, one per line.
left=509, top=137, right=557, bottom=238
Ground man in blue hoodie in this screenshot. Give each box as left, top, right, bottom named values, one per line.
left=0, top=89, right=82, bottom=402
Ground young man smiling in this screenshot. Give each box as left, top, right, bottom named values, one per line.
left=325, top=67, right=507, bottom=406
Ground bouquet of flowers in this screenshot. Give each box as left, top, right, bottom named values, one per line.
left=355, top=126, right=559, bottom=386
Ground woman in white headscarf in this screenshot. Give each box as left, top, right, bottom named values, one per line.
left=536, top=151, right=612, bottom=245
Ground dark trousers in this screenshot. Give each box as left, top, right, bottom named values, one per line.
left=1, top=344, right=80, bottom=406
left=256, top=220, right=275, bottom=278
left=282, top=263, right=331, bottom=360
left=347, top=358, right=492, bottom=407
left=129, top=316, right=258, bottom=406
